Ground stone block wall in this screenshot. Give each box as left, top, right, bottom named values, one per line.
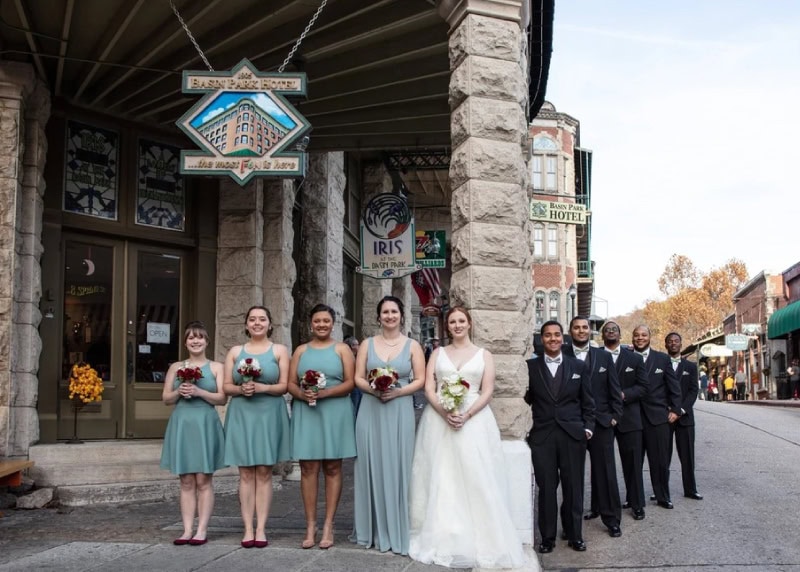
left=0, top=63, right=50, bottom=456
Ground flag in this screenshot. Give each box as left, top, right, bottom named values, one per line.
left=421, top=268, right=442, bottom=298
left=411, top=270, right=433, bottom=306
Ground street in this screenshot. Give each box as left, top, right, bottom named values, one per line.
left=0, top=400, right=799, bottom=571
left=539, top=400, right=800, bottom=571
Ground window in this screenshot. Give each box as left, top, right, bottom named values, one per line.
left=549, top=291, right=560, bottom=321
left=241, top=135, right=248, bottom=144
left=257, top=145, right=262, bottom=154
left=243, top=112, right=249, bottom=121
left=236, top=125, right=240, bottom=133
left=533, top=223, right=544, bottom=259
left=234, top=136, right=239, bottom=145
left=531, top=154, right=557, bottom=190
left=547, top=225, right=558, bottom=259
left=546, top=156, right=557, bottom=189
left=535, top=291, right=545, bottom=327
left=242, top=123, right=248, bottom=132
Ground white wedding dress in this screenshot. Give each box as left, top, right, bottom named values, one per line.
left=409, top=348, right=527, bottom=569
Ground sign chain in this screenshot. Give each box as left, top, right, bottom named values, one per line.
left=278, top=0, right=327, bottom=73
left=169, top=0, right=214, bottom=72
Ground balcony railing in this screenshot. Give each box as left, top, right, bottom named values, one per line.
left=578, top=260, right=593, bottom=278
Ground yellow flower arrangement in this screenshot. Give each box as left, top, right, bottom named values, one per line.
left=68, top=362, right=104, bottom=404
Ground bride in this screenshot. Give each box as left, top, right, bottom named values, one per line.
left=409, top=306, right=526, bottom=569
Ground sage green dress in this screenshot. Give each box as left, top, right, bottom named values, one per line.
left=291, top=344, right=356, bottom=460
left=223, top=345, right=290, bottom=466
left=160, top=362, right=226, bottom=475
left=351, top=338, right=415, bottom=555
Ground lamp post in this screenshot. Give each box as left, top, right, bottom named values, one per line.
left=568, top=283, right=577, bottom=321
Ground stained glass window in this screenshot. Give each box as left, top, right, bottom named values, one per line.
left=136, top=139, right=185, bottom=231
left=64, top=121, right=119, bottom=219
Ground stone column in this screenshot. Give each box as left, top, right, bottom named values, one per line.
left=440, top=0, right=536, bottom=549
left=297, top=152, right=346, bottom=342
left=0, top=63, right=50, bottom=457
left=214, top=179, right=265, bottom=361
left=262, top=179, right=296, bottom=347
left=359, top=163, right=393, bottom=339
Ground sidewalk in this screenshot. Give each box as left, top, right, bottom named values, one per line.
left=0, top=457, right=538, bottom=571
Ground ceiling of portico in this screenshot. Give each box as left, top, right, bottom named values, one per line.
left=0, top=0, right=452, bottom=152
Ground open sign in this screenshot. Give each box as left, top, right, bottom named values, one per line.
left=147, top=322, right=170, bottom=344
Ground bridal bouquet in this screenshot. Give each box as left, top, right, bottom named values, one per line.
left=368, top=366, right=399, bottom=392
left=176, top=362, right=203, bottom=385
left=301, top=369, right=327, bottom=407
left=236, top=357, right=262, bottom=383
left=439, top=373, right=470, bottom=413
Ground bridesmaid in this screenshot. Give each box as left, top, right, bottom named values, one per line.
left=160, top=321, right=226, bottom=546
left=351, top=295, right=425, bottom=554
left=287, top=304, right=357, bottom=550
left=223, top=306, right=291, bottom=548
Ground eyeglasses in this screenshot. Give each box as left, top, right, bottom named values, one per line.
left=602, top=326, right=619, bottom=333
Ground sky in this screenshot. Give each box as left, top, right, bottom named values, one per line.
left=191, top=92, right=295, bottom=129
left=544, top=1, right=800, bottom=317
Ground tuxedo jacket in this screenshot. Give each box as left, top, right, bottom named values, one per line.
left=640, top=349, right=682, bottom=426
left=674, top=358, right=698, bottom=427
left=563, top=346, right=622, bottom=428
left=610, top=347, right=649, bottom=433
left=525, top=355, right=595, bottom=445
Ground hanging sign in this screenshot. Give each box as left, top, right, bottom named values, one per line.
left=176, top=59, right=311, bottom=185
left=415, top=230, right=446, bottom=268
left=530, top=199, right=588, bottom=224
left=358, top=193, right=418, bottom=279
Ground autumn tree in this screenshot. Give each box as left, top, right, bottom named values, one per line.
left=611, top=256, right=749, bottom=350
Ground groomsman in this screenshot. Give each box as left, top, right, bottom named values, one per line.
left=601, top=321, right=649, bottom=520
left=632, top=325, right=682, bottom=509
left=664, top=332, right=703, bottom=500
left=525, top=321, right=595, bottom=554
left=563, top=317, right=623, bottom=537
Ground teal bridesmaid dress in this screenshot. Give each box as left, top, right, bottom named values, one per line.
left=290, top=344, right=356, bottom=460
left=223, top=345, right=291, bottom=466
left=351, top=338, right=415, bottom=555
left=160, top=362, right=226, bottom=475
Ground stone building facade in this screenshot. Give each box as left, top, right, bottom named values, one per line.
left=0, top=0, right=553, bottom=545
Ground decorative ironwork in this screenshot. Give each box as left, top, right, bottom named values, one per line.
left=385, top=150, right=450, bottom=171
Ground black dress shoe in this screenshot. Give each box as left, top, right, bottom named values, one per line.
left=608, top=525, right=622, bottom=537
left=632, top=508, right=646, bottom=520
left=657, top=500, right=674, bottom=509
left=650, top=494, right=657, bottom=501
left=567, top=539, right=587, bottom=551
left=538, top=539, right=555, bottom=553
left=622, top=501, right=631, bottom=509
left=583, top=511, right=600, bottom=520
left=684, top=492, right=704, bottom=500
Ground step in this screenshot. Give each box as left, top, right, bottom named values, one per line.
left=29, top=440, right=167, bottom=466
left=57, top=475, right=243, bottom=507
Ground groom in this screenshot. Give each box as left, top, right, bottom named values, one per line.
left=525, top=320, right=595, bottom=554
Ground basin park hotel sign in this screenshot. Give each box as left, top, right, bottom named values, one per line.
left=177, top=59, right=311, bottom=184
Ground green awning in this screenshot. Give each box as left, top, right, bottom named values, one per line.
left=767, top=300, right=800, bottom=339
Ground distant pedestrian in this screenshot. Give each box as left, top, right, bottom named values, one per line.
left=708, top=379, right=719, bottom=401
left=723, top=372, right=735, bottom=401
left=788, top=359, right=800, bottom=400
left=698, top=367, right=708, bottom=400
left=734, top=367, right=747, bottom=401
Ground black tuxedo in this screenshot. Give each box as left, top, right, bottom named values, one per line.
left=608, top=347, right=649, bottom=510
left=669, top=358, right=700, bottom=495
left=525, top=355, right=595, bottom=543
left=564, top=346, right=623, bottom=528
left=638, top=349, right=682, bottom=503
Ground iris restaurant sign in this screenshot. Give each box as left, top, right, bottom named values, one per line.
left=176, top=59, right=311, bottom=185
left=358, top=194, right=419, bottom=279
left=530, top=199, right=588, bottom=225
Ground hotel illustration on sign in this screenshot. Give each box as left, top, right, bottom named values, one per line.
left=529, top=199, right=588, bottom=225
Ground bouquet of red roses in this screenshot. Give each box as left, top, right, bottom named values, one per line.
left=368, top=366, right=399, bottom=392
left=236, top=357, right=262, bottom=384
left=300, top=369, right=327, bottom=407
left=176, top=362, right=203, bottom=385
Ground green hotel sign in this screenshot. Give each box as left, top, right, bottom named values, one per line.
left=176, top=59, right=311, bottom=185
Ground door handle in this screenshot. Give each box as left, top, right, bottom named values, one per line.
left=127, top=341, right=134, bottom=383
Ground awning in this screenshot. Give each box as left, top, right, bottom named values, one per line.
left=767, top=300, right=800, bottom=339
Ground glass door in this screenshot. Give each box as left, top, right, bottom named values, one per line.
left=59, top=239, right=124, bottom=439
left=125, top=246, right=185, bottom=438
